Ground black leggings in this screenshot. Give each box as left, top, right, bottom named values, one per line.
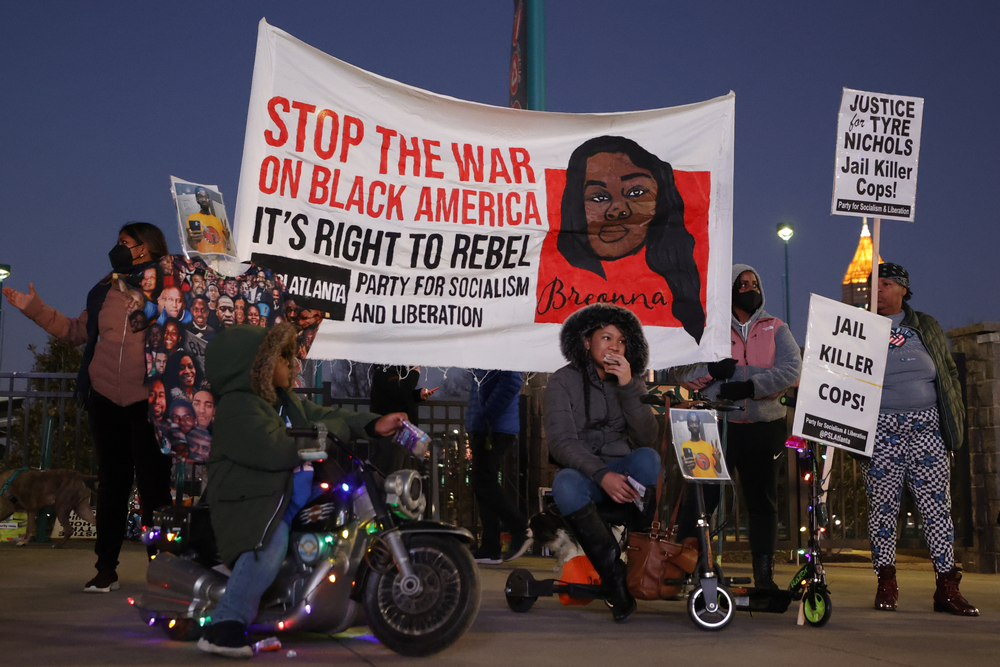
left=88, top=391, right=172, bottom=571
left=677, top=419, right=787, bottom=556
left=470, top=432, right=526, bottom=552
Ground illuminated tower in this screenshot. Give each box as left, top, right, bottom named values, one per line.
left=842, top=219, right=883, bottom=309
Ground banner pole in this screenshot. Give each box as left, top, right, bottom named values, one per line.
left=869, top=217, right=881, bottom=313
left=527, top=0, right=546, bottom=111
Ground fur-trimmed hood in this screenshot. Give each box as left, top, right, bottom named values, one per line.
left=559, top=304, right=649, bottom=375
left=205, top=323, right=298, bottom=405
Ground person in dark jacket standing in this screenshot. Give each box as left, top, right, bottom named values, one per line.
left=3, top=222, right=174, bottom=593
left=675, top=263, right=801, bottom=589
left=544, top=304, right=660, bottom=622
left=197, top=323, right=406, bottom=657
left=466, top=369, right=527, bottom=564
left=370, top=365, right=436, bottom=424
left=865, top=263, right=977, bottom=616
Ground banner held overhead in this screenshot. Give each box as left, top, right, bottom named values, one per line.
left=233, top=20, right=735, bottom=372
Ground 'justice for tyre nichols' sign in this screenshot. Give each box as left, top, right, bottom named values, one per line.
left=792, top=295, right=890, bottom=456
left=831, top=88, right=923, bottom=222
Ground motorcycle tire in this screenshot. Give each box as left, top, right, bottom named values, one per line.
left=363, top=534, right=480, bottom=657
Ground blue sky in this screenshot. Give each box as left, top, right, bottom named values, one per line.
left=2, top=1, right=997, bottom=373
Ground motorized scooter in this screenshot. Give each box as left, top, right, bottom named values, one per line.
left=504, top=393, right=749, bottom=631
left=133, top=422, right=481, bottom=657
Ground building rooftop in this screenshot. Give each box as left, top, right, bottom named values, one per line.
left=842, top=219, right=883, bottom=285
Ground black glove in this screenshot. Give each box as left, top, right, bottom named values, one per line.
left=707, top=358, right=737, bottom=380
left=719, top=380, right=754, bottom=401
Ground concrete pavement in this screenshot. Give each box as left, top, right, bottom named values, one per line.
left=1, top=539, right=998, bottom=666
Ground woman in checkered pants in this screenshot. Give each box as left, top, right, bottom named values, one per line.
left=864, top=262, right=977, bottom=616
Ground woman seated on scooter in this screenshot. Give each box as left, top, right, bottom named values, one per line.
left=197, top=322, right=406, bottom=658
left=545, top=304, right=661, bottom=623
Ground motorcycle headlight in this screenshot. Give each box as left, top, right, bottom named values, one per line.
left=383, top=470, right=426, bottom=520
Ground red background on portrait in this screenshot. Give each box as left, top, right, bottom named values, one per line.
left=534, top=168, right=711, bottom=326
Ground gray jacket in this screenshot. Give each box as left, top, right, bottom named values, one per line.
left=544, top=364, right=659, bottom=485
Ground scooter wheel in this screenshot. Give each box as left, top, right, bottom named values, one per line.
left=505, top=569, right=537, bottom=613
left=688, top=585, right=734, bottom=631
left=803, top=586, right=832, bottom=627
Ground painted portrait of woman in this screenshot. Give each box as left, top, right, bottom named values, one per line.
left=554, top=136, right=705, bottom=343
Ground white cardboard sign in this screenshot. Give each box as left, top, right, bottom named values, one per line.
left=831, top=88, right=923, bottom=221
left=792, top=294, right=891, bottom=456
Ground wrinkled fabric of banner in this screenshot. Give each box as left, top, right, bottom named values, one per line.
left=233, top=20, right=735, bottom=372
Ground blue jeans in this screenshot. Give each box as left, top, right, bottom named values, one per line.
left=213, top=520, right=290, bottom=627
left=551, top=447, right=662, bottom=515
left=214, top=471, right=314, bottom=627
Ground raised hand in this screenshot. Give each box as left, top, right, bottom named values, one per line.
left=2, top=282, right=39, bottom=312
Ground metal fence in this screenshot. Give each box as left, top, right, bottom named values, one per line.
left=4, top=374, right=972, bottom=558
left=301, top=385, right=521, bottom=539
left=1, top=372, right=92, bottom=473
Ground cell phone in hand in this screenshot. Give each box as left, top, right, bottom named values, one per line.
left=683, top=447, right=694, bottom=459
left=188, top=219, right=201, bottom=231
left=626, top=476, right=646, bottom=512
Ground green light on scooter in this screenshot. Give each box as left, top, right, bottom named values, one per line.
left=797, top=549, right=806, bottom=555
left=366, top=523, right=378, bottom=535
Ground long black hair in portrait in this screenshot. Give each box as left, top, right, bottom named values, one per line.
left=556, top=136, right=704, bottom=343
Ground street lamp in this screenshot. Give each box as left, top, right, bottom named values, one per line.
left=0, top=263, right=10, bottom=372
left=776, top=223, right=793, bottom=328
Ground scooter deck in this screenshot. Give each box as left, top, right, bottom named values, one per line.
left=730, top=587, right=794, bottom=613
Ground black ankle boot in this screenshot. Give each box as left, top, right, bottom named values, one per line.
left=752, top=554, right=778, bottom=590
left=564, top=503, right=636, bottom=622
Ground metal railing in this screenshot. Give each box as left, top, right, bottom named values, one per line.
left=1, top=372, right=92, bottom=474
left=7, top=373, right=970, bottom=558
left=296, top=385, right=522, bottom=539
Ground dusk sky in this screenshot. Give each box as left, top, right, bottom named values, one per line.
left=2, top=1, right=997, bottom=374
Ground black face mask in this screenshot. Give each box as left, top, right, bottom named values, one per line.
left=733, top=289, right=762, bottom=314
left=108, top=243, right=135, bottom=271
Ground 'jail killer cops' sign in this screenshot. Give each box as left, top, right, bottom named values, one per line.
left=792, top=294, right=891, bottom=456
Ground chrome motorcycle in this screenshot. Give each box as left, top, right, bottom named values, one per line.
left=133, top=423, right=480, bottom=657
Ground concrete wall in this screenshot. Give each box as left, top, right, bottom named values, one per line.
left=948, top=322, right=1000, bottom=574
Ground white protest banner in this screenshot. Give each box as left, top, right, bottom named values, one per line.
left=233, top=20, right=734, bottom=372
left=792, top=294, right=891, bottom=456
left=831, top=88, right=923, bottom=221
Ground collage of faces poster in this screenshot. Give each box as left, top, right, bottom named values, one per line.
left=144, top=186, right=326, bottom=468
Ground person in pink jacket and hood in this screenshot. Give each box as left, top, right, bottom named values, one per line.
left=673, top=263, right=801, bottom=589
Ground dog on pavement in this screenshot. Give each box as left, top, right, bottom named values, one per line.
left=505, top=509, right=626, bottom=570
left=0, top=468, right=95, bottom=547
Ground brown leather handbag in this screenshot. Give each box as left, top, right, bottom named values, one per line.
left=626, top=519, right=685, bottom=599
left=625, top=419, right=692, bottom=600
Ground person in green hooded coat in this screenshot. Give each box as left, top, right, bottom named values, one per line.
left=197, top=322, right=406, bottom=658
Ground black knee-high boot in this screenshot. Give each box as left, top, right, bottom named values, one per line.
left=564, top=503, right=636, bottom=622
